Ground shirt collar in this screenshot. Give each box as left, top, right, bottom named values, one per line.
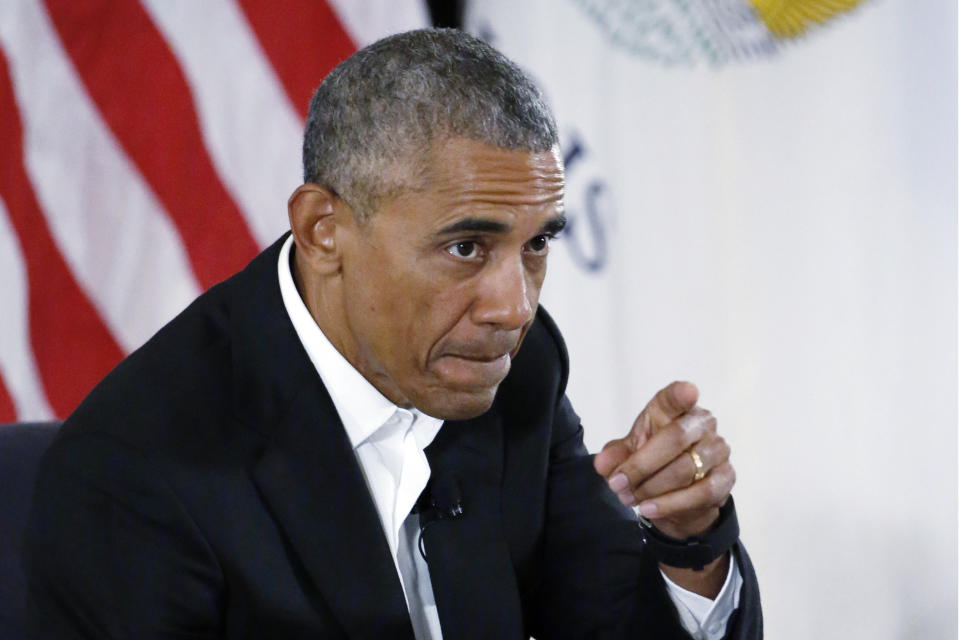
left=277, top=235, right=443, bottom=449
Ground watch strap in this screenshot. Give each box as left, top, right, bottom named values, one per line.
left=637, top=496, right=739, bottom=571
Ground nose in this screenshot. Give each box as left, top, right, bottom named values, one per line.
left=472, top=255, right=536, bottom=331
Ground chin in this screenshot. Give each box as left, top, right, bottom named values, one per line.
left=417, top=385, right=499, bottom=421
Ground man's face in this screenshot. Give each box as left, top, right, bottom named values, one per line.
left=334, top=137, right=565, bottom=420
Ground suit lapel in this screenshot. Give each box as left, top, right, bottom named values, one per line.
left=422, top=410, right=526, bottom=639
left=229, top=237, right=414, bottom=639
left=252, top=394, right=414, bottom=640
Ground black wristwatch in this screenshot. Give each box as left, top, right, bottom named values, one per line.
left=637, top=496, right=739, bottom=571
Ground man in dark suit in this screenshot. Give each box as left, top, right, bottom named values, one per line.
left=26, top=29, right=761, bottom=639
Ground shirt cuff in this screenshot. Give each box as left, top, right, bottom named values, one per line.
left=660, top=553, right=742, bottom=640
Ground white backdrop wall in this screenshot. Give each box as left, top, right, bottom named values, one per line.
left=464, top=1, right=957, bottom=638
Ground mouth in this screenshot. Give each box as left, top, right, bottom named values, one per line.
left=432, top=352, right=513, bottom=389
left=446, top=351, right=511, bottom=362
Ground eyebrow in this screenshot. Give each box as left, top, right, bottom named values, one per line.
left=438, top=215, right=567, bottom=236
left=542, top=216, right=567, bottom=235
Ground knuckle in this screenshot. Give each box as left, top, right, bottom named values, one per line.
left=716, top=436, right=731, bottom=460
left=666, top=422, right=688, bottom=449
left=705, top=414, right=718, bottom=433
left=680, top=410, right=714, bottom=441
left=618, top=458, right=646, bottom=484
left=705, top=472, right=726, bottom=502
left=715, top=463, right=735, bottom=491
left=698, top=430, right=718, bottom=449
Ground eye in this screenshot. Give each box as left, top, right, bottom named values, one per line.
left=525, top=234, right=552, bottom=255
left=447, top=240, right=479, bottom=259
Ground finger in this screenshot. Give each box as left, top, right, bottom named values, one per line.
left=635, top=462, right=736, bottom=521
left=593, top=439, right=632, bottom=476
left=610, top=408, right=716, bottom=495
left=629, top=381, right=699, bottom=447
left=632, top=433, right=730, bottom=503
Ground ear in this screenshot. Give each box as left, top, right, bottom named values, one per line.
left=287, top=183, right=349, bottom=275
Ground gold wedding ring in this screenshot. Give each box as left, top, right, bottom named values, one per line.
left=688, top=448, right=705, bottom=483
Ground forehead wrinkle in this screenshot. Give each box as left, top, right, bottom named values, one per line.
left=458, top=171, right=563, bottom=196
left=443, top=188, right=564, bottom=208
left=423, top=138, right=565, bottom=200
left=435, top=171, right=565, bottom=207
left=436, top=156, right=564, bottom=183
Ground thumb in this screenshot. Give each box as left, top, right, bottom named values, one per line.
left=593, top=438, right=633, bottom=477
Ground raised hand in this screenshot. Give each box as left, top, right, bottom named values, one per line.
left=593, top=381, right=735, bottom=542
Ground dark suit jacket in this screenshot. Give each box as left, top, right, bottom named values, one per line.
left=25, top=235, right=762, bottom=639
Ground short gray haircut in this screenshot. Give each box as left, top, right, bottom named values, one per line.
left=302, top=28, right=559, bottom=219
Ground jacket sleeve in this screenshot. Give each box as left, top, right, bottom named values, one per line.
left=526, top=310, right=763, bottom=640
left=24, top=431, right=223, bottom=639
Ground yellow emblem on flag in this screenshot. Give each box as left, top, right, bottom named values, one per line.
left=750, top=0, right=866, bottom=38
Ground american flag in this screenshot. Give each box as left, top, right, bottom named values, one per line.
left=0, top=0, right=429, bottom=422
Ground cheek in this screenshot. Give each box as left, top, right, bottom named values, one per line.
left=410, top=288, right=456, bottom=341
left=412, top=285, right=476, bottom=356
left=341, top=262, right=402, bottom=352
left=373, top=276, right=448, bottom=367
left=526, top=264, right=547, bottom=305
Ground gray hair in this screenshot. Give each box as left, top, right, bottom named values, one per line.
left=302, top=28, right=559, bottom=219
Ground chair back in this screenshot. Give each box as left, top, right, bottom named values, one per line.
left=0, top=422, right=60, bottom=639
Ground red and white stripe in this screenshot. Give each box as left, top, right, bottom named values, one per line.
left=0, top=0, right=428, bottom=422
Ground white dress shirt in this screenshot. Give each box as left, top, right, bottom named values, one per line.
left=277, top=235, right=739, bottom=639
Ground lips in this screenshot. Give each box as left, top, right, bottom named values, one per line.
left=437, top=335, right=519, bottom=363
left=444, top=351, right=511, bottom=362
left=432, top=351, right=513, bottom=389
